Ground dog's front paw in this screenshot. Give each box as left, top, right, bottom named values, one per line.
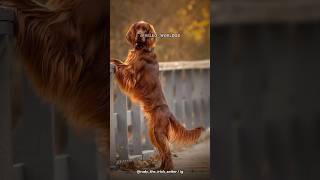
left=110, top=58, right=122, bottom=65
left=110, top=58, right=121, bottom=73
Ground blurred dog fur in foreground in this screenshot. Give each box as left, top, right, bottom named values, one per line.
left=1, top=0, right=109, bottom=163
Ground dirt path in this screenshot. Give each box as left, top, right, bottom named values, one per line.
left=111, top=139, right=211, bottom=180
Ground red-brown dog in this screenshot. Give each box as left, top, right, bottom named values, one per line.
left=111, top=21, right=204, bottom=170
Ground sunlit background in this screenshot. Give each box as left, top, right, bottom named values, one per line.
left=110, top=0, right=210, bottom=62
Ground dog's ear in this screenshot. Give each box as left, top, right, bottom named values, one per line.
left=147, top=24, right=157, bottom=48
left=126, top=23, right=136, bottom=46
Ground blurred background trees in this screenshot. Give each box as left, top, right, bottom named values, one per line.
left=110, top=0, right=210, bottom=62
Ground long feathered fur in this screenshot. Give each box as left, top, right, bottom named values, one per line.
left=1, top=0, right=109, bottom=160
left=168, top=116, right=204, bottom=145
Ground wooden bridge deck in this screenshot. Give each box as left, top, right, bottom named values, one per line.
left=110, top=136, right=210, bottom=180
left=173, top=138, right=210, bottom=173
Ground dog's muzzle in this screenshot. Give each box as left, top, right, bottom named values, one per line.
left=135, top=31, right=146, bottom=49
left=136, top=29, right=146, bottom=42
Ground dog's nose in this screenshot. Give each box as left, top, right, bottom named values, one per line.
left=137, top=33, right=145, bottom=42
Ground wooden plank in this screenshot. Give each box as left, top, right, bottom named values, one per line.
left=198, top=69, right=207, bottom=128
left=191, top=70, right=205, bottom=128
left=258, top=24, right=299, bottom=179
left=213, top=1, right=320, bottom=25
left=200, top=98, right=209, bottom=128
left=0, top=34, right=14, bottom=180
left=110, top=113, right=118, bottom=165
left=184, top=70, right=194, bottom=128
left=110, top=65, right=117, bottom=165
left=172, top=100, right=179, bottom=121
left=192, top=99, right=204, bottom=128
left=13, top=163, right=24, bottom=180
left=0, top=7, right=15, bottom=21
left=114, top=89, right=129, bottom=160
left=173, top=71, right=184, bottom=124
left=131, top=105, right=142, bottom=155
left=52, top=110, right=68, bottom=155
left=126, top=110, right=133, bottom=153
left=96, top=150, right=107, bottom=180
left=203, top=69, right=210, bottom=128
left=52, top=108, right=98, bottom=180
left=52, top=109, right=103, bottom=180
left=160, top=70, right=175, bottom=111
left=161, top=71, right=173, bottom=109
left=211, top=25, right=233, bottom=180
left=13, top=71, right=54, bottom=180
left=64, top=124, right=98, bottom=180
left=167, top=71, right=175, bottom=110
left=54, top=155, right=69, bottom=180
left=227, top=48, right=244, bottom=178
left=0, top=7, right=14, bottom=35
left=0, top=21, right=14, bottom=35
left=182, top=100, right=192, bottom=128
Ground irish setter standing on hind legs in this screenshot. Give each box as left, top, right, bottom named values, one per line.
left=111, top=21, right=204, bottom=170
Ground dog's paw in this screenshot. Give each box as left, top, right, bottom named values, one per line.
left=110, top=59, right=116, bottom=64
left=110, top=58, right=122, bottom=65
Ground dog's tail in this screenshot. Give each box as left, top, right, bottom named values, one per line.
left=168, top=115, right=204, bottom=145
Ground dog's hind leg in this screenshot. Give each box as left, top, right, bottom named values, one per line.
left=153, top=117, right=173, bottom=170
left=148, top=121, right=161, bottom=152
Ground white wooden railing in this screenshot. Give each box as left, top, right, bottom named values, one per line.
left=110, top=60, right=210, bottom=165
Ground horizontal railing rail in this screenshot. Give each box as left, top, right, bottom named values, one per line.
left=159, top=60, right=210, bottom=71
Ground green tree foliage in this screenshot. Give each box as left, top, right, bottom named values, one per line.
left=110, top=0, right=210, bottom=62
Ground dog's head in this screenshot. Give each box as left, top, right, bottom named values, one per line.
left=126, top=21, right=157, bottom=50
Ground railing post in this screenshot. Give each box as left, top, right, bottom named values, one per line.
left=201, top=69, right=210, bottom=128
left=191, top=69, right=204, bottom=127
left=130, top=104, right=142, bottom=156
left=52, top=108, right=99, bottom=180
left=96, top=147, right=107, bottom=180
left=13, top=163, right=24, bottom=180
left=168, top=70, right=176, bottom=110
left=13, top=70, right=55, bottom=180
left=54, top=155, right=69, bottom=180
left=173, top=70, right=184, bottom=124
left=110, top=64, right=117, bottom=165
left=114, top=89, right=129, bottom=160
left=204, top=69, right=210, bottom=128
left=183, top=70, right=193, bottom=128
left=0, top=7, right=15, bottom=180
left=52, top=110, right=69, bottom=180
